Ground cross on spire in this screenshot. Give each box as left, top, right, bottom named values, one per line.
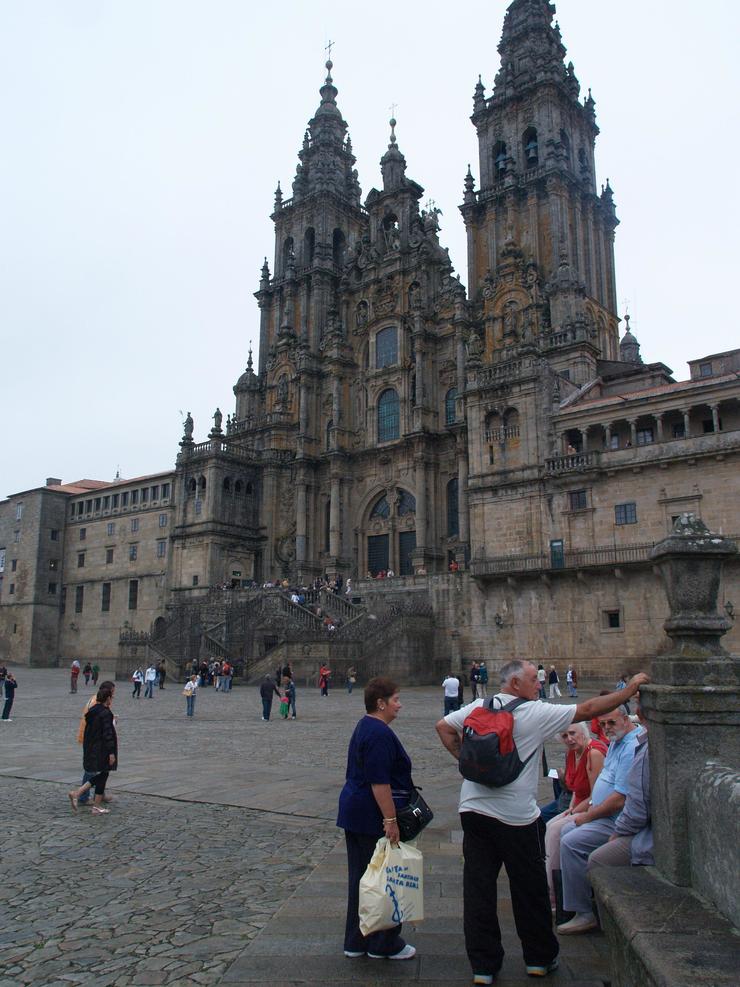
left=325, top=39, right=334, bottom=59
left=389, top=101, right=398, bottom=118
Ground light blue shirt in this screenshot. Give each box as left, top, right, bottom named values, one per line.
left=590, top=726, right=641, bottom=815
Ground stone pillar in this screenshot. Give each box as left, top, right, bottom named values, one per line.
left=641, top=514, right=739, bottom=885
left=655, top=413, right=664, bottom=442
left=604, top=423, right=612, bottom=448
left=579, top=428, right=588, bottom=452
left=711, top=403, right=720, bottom=433
left=299, top=381, right=309, bottom=434
left=295, top=482, right=307, bottom=567
left=628, top=419, right=637, bottom=446
left=458, top=445, right=470, bottom=548
left=329, top=476, right=341, bottom=560
left=682, top=408, right=691, bottom=438
left=415, top=459, right=427, bottom=550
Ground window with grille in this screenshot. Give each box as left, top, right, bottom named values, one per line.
left=615, top=502, right=637, bottom=525
left=445, top=388, right=457, bottom=425
left=397, top=491, right=416, bottom=517
left=375, top=327, right=398, bottom=368
left=128, top=579, right=138, bottom=610
left=75, top=585, right=84, bottom=613
left=377, top=389, right=400, bottom=442
left=102, top=583, right=111, bottom=612
left=447, top=478, right=459, bottom=537
left=568, top=490, right=587, bottom=511
left=370, top=496, right=390, bottom=519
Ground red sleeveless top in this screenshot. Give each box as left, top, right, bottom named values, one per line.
left=564, top=740, right=607, bottom=804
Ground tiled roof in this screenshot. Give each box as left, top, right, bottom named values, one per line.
left=560, top=372, right=740, bottom=415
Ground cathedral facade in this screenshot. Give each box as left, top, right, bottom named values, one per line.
left=2, top=0, right=739, bottom=674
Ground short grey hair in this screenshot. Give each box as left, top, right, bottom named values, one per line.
left=499, top=659, right=532, bottom=685
left=560, top=720, right=591, bottom=740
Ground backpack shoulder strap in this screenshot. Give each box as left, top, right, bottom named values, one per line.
left=501, top=697, right=531, bottom=713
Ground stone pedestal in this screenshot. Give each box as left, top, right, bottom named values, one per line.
left=640, top=514, right=739, bottom=886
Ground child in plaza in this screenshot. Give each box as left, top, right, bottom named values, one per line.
left=279, top=692, right=290, bottom=719
left=286, top=678, right=296, bottom=719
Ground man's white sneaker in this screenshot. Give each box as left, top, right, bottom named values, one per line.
left=343, top=950, right=365, bottom=957
left=556, top=912, right=598, bottom=934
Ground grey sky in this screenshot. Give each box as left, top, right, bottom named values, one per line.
left=2, top=0, right=738, bottom=496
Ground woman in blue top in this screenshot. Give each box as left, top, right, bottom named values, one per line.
left=337, top=676, right=417, bottom=961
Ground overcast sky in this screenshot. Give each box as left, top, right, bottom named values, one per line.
left=2, top=0, right=738, bottom=497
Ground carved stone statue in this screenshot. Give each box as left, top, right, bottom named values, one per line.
left=183, top=412, right=194, bottom=441
left=356, top=300, right=368, bottom=328
left=213, top=408, right=222, bottom=432
left=276, top=375, right=289, bottom=408
left=467, top=329, right=484, bottom=362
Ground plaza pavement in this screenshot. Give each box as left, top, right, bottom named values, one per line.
left=0, top=667, right=610, bottom=986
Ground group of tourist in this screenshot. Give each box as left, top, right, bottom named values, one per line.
left=130, top=660, right=168, bottom=697
left=260, top=662, right=297, bottom=720
left=69, top=659, right=102, bottom=693
left=337, top=661, right=650, bottom=984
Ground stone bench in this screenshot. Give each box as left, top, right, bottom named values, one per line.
left=590, top=866, right=739, bottom=987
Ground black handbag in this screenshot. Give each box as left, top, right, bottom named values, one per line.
left=396, top=787, right=434, bottom=842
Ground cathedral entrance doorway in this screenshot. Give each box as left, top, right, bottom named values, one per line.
left=363, top=489, right=417, bottom=576
left=398, top=530, right=416, bottom=576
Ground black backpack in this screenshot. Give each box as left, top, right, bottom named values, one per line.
left=458, top=697, right=536, bottom=787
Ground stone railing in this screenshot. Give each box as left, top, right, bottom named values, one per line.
left=485, top=425, right=520, bottom=442
left=470, top=541, right=655, bottom=578
left=545, top=451, right=601, bottom=474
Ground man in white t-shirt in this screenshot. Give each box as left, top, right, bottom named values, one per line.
left=442, top=674, right=460, bottom=716
left=436, top=659, right=648, bottom=984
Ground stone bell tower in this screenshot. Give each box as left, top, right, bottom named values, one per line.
left=461, top=0, right=620, bottom=381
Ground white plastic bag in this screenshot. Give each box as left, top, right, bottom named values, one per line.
left=358, top=837, right=424, bottom=935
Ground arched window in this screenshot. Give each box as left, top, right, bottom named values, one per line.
left=223, top=478, right=231, bottom=492
left=376, top=326, right=398, bottom=368
left=445, top=387, right=458, bottom=425
left=244, top=481, right=253, bottom=495
left=198, top=476, right=206, bottom=491
left=332, top=228, right=345, bottom=267
left=234, top=480, right=242, bottom=494
left=304, top=227, right=315, bottom=266
left=397, top=490, right=416, bottom=516
left=523, top=127, right=539, bottom=165
left=282, top=236, right=294, bottom=272
left=447, top=478, right=459, bottom=537
left=493, top=141, right=507, bottom=178
left=370, top=495, right=390, bottom=519
left=377, top=389, right=400, bottom=442
left=187, top=478, right=197, bottom=494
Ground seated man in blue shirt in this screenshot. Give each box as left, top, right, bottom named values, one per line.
left=557, top=704, right=641, bottom=934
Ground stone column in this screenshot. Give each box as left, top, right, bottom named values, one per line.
left=655, top=413, right=664, bottom=442
left=710, top=403, right=720, bottom=433
left=682, top=408, right=691, bottom=438
left=604, top=423, right=612, bottom=448
left=295, top=482, right=307, bottom=567
left=415, top=459, right=427, bottom=550
left=641, top=514, right=739, bottom=885
left=299, top=381, right=309, bottom=435
left=458, top=444, right=470, bottom=548
left=329, top=476, right=341, bottom=560
left=628, top=419, right=637, bottom=446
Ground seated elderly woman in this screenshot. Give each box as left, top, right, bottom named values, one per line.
left=336, top=676, right=416, bottom=961
left=545, top=720, right=606, bottom=906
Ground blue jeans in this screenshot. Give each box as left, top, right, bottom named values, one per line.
left=186, top=694, right=195, bottom=717
left=567, top=683, right=577, bottom=697
left=144, top=681, right=154, bottom=698
left=78, top=769, right=98, bottom=804
left=262, top=697, right=272, bottom=720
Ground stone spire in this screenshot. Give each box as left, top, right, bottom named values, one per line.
left=380, top=115, right=407, bottom=192
left=291, top=59, right=362, bottom=206
left=619, top=314, right=642, bottom=363
left=493, top=0, right=573, bottom=100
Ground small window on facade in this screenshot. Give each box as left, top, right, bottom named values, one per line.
left=49, top=559, right=59, bottom=571
left=131, top=490, right=139, bottom=505
left=151, top=485, right=159, bottom=500
left=103, top=496, right=110, bottom=509
left=85, top=500, right=93, bottom=513
left=0, top=549, right=5, bottom=573
left=131, top=518, right=139, bottom=533
left=112, top=494, right=119, bottom=508
left=192, top=575, right=199, bottom=587
left=50, top=529, right=59, bottom=541
left=48, top=581, right=57, bottom=595
left=107, top=522, right=115, bottom=536
left=375, top=327, right=398, bottom=369
left=603, top=609, right=622, bottom=629
left=122, top=492, right=129, bottom=507
left=702, top=419, right=715, bottom=434
left=129, top=544, right=138, bottom=561
left=106, top=548, right=114, bottom=564
left=128, top=579, right=138, bottom=610
left=102, top=582, right=111, bottom=612
left=14, top=530, right=20, bottom=543
left=11, top=559, right=17, bottom=572
left=377, top=388, right=400, bottom=442
left=159, top=514, right=168, bottom=528
left=672, top=422, right=685, bottom=438
left=195, top=500, right=202, bottom=515
left=15, top=503, right=24, bottom=521
left=615, top=502, right=637, bottom=525
left=77, top=552, right=85, bottom=568
left=94, top=498, right=101, bottom=512
left=445, top=388, right=457, bottom=425
left=636, top=428, right=654, bottom=445
left=141, top=488, right=149, bottom=503
left=699, top=362, right=713, bottom=378
left=80, top=528, right=87, bottom=541
left=161, top=483, right=170, bottom=499
left=9, top=583, right=15, bottom=595
left=75, top=585, right=84, bottom=613
left=156, top=540, right=167, bottom=559
left=568, top=490, right=588, bottom=511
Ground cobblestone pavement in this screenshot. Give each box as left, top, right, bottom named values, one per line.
left=0, top=668, right=609, bottom=985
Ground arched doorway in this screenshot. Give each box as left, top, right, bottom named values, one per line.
left=364, top=489, right=416, bottom=576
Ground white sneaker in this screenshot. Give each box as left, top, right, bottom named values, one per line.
left=368, top=944, right=416, bottom=960
left=343, top=950, right=365, bottom=958
left=557, top=911, right=598, bottom=935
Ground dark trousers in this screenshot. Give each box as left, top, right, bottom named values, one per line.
left=343, top=831, right=405, bottom=956
left=2, top=698, right=12, bottom=719
left=89, top=770, right=109, bottom=797
left=261, top=697, right=272, bottom=720
left=461, top=811, right=558, bottom=975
